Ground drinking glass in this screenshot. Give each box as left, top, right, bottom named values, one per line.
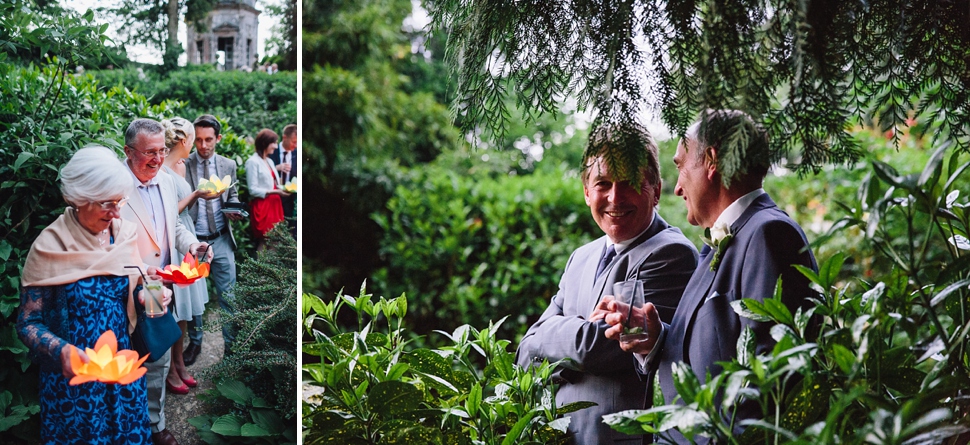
left=612, top=280, right=648, bottom=343
left=143, top=278, right=165, bottom=318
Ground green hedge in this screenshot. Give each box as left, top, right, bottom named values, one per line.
left=90, top=68, right=297, bottom=137
left=0, top=62, right=183, bottom=442
left=371, top=163, right=599, bottom=343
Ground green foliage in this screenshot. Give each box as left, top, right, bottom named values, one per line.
left=0, top=4, right=173, bottom=440
left=302, top=284, right=576, bottom=444
left=189, top=379, right=295, bottom=445
left=90, top=68, right=298, bottom=138
left=201, top=225, right=297, bottom=429
left=429, top=0, right=970, bottom=180
left=371, top=159, right=598, bottom=343
left=301, top=0, right=465, bottom=297
left=604, top=146, right=970, bottom=444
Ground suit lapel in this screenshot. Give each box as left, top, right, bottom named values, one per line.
left=586, top=214, right=666, bottom=312
left=673, top=193, right=778, bottom=363
left=126, top=186, right=160, bottom=248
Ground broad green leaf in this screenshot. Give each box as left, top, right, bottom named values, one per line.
left=239, top=423, right=272, bottom=437
left=209, top=414, right=245, bottom=436
left=367, top=381, right=422, bottom=417
left=731, top=299, right=774, bottom=322
left=831, top=344, right=856, bottom=374
left=558, top=401, right=597, bottom=414
left=216, top=380, right=255, bottom=405
left=500, top=410, right=535, bottom=445
left=251, top=408, right=286, bottom=435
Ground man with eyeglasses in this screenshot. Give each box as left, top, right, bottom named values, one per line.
left=120, top=118, right=212, bottom=445
left=184, top=114, right=243, bottom=359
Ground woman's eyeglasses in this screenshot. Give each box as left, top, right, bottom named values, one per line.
left=98, top=196, right=129, bottom=211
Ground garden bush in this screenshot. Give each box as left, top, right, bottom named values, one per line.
left=191, top=226, right=298, bottom=444
left=302, top=284, right=585, bottom=444
left=371, top=162, right=599, bottom=344
left=91, top=68, right=297, bottom=138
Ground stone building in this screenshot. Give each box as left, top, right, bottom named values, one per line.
left=185, top=0, right=260, bottom=70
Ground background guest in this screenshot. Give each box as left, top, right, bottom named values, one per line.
left=245, top=128, right=291, bottom=253
left=160, top=117, right=212, bottom=394
left=269, top=123, right=297, bottom=238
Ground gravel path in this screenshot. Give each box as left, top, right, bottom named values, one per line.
left=164, top=310, right=224, bottom=445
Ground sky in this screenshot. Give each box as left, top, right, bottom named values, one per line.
left=68, top=0, right=279, bottom=66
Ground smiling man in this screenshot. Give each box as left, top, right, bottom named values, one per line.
left=603, top=110, right=819, bottom=444
left=515, top=123, right=697, bottom=444
left=120, top=118, right=210, bottom=445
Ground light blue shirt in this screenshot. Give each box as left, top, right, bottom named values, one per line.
left=126, top=165, right=171, bottom=268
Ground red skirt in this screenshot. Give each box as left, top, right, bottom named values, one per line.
left=250, top=194, right=284, bottom=238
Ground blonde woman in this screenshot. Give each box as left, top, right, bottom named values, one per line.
left=160, top=118, right=212, bottom=394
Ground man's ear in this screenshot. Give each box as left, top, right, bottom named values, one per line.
left=705, top=146, right=719, bottom=181
left=583, top=183, right=591, bottom=206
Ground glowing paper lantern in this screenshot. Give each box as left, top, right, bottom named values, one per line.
left=197, top=174, right=234, bottom=193
left=69, top=330, right=148, bottom=385
left=156, top=252, right=210, bottom=286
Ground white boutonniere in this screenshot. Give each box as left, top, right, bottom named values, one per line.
left=702, top=222, right=733, bottom=272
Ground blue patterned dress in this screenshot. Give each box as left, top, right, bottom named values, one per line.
left=18, top=275, right=151, bottom=445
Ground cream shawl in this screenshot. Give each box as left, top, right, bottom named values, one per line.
left=22, top=207, right=144, bottom=332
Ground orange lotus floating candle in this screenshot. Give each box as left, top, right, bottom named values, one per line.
left=156, top=252, right=210, bottom=286
left=197, top=174, right=235, bottom=193
left=69, top=330, right=149, bottom=385
left=283, top=179, right=298, bottom=193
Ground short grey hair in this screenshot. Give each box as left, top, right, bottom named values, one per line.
left=60, top=146, right=133, bottom=207
left=162, top=117, right=195, bottom=150
left=684, top=109, right=770, bottom=187
left=125, top=118, right=165, bottom=149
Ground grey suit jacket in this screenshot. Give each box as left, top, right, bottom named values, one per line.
left=184, top=152, right=239, bottom=250
left=517, top=213, right=697, bottom=444
left=651, top=193, right=818, bottom=444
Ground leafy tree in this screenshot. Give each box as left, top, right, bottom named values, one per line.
left=262, top=0, right=297, bottom=70
left=428, top=0, right=970, bottom=184
left=104, top=0, right=215, bottom=72
left=302, top=0, right=462, bottom=294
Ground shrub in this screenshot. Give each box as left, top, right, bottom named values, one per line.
left=302, top=284, right=585, bottom=444
left=371, top=163, right=599, bottom=344
left=90, top=68, right=297, bottom=137
left=192, top=225, right=298, bottom=443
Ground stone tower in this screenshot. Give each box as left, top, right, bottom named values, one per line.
left=185, top=0, right=260, bottom=70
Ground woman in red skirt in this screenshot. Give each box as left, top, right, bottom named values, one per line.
left=245, top=129, right=292, bottom=252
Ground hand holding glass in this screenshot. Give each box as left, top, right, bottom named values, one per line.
left=142, top=278, right=165, bottom=318
left=613, top=280, right=648, bottom=344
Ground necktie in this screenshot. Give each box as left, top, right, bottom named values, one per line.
left=594, top=245, right=616, bottom=280
left=281, top=151, right=289, bottom=183
left=203, top=159, right=218, bottom=233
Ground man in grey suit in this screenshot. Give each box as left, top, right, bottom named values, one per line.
left=516, top=123, right=698, bottom=444
left=121, top=118, right=211, bottom=445
left=184, top=114, right=243, bottom=357
left=604, top=110, right=819, bottom=443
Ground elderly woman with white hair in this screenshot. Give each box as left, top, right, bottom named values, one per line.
left=17, top=146, right=171, bottom=445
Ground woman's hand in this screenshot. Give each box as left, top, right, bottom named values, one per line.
left=61, top=345, right=88, bottom=379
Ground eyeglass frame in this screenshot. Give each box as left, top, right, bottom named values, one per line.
left=128, top=146, right=171, bottom=159
left=96, top=196, right=129, bottom=211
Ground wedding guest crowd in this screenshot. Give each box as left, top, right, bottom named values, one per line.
left=17, top=115, right=297, bottom=445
